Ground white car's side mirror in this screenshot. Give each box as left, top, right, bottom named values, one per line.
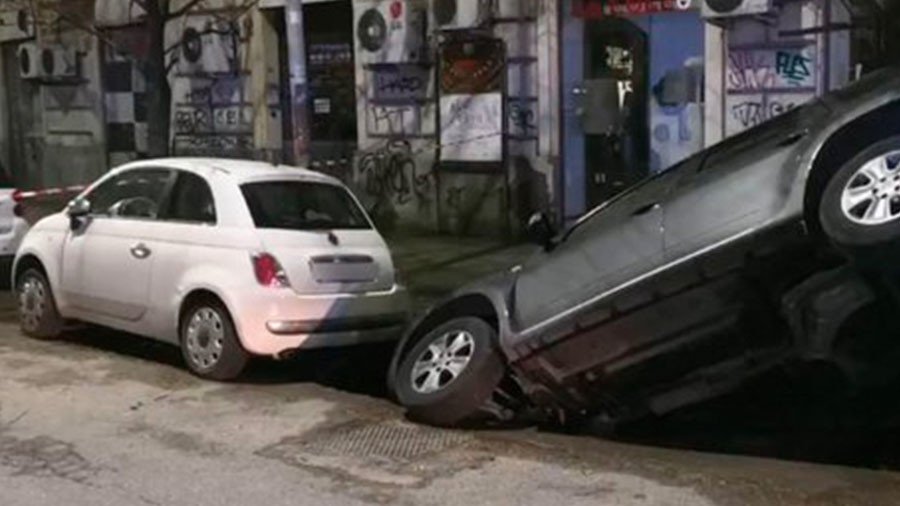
left=66, top=197, right=91, bottom=231
left=67, top=197, right=91, bottom=218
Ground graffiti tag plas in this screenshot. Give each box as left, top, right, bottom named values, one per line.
left=726, top=47, right=817, bottom=93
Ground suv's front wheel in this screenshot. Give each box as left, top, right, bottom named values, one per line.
left=394, top=317, right=507, bottom=427
left=821, top=135, right=900, bottom=267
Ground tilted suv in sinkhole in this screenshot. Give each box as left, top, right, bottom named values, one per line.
left=388, top=66, right=900, bottom=428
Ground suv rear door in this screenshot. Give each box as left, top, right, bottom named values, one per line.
left=663, top=103, right=830, bottom=262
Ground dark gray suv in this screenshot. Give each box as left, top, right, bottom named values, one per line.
left=388, top=66, right=900, bottom=428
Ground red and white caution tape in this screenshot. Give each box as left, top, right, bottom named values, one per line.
left=13, top=185, right=87, bottom=202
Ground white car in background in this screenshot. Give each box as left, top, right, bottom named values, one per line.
left=0, top=187, right=30, bottom=284
left=12, top=158, right=409, bottom=380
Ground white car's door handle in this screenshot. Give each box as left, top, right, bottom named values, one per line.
left=130, top=243, right=151, bottom=259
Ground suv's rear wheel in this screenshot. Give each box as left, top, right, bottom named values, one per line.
left=179, top=299, right=248, bottom=381
left=821, top=135, right=900, bottom=267
left=16, top=268, right=63, bottom=339
left=394, top=317, right=506, bottom=427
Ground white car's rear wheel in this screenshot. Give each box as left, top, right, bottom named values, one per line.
left=179, top=298, right=248, bottom=381
left=16, top=268, right=63, bottom=340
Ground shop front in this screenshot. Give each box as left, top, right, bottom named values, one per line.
left=562, top=0, right=706, bottom=220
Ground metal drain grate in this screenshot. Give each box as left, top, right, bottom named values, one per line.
left=297, top=421, right=472, bottom=461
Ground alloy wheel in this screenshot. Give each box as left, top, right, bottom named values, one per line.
left=841, top=151, right=900, bottom=225
left=410, top=330, right=476, bottom=394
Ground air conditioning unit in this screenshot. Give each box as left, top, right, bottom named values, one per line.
left=355, top=0, right=427, bottom=64
left=0, top=9, right=34, bottom=43
left=18, top=43, right=79, bottom=80
left=44, top=47, right=80, bottom=79
left=432, top=0, right=492, bottom=30
left=176, top=17, right=237, bottom=75
left=702, top=0, right=772, bottom=17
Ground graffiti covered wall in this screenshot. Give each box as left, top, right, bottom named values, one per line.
left=722, top=0, right=850, bottom=137
left=166, top=6, right=258, bottom=158
left=351, top=0, right=551, bottom=235
left=96, top=0, right=261, bottom=163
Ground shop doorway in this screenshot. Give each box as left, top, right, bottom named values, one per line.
left=582, top=17, right=650, bottom=208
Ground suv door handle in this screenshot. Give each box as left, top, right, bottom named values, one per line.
left=130, top=243, right=151, bottom=259
left=632, top=202, right=660, bottom=216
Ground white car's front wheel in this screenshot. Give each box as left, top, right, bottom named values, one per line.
left=16, top=268, right=63, bottom=340
left=179, top=298, right=248, bottom=381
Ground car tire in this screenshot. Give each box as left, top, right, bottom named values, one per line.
left=394, top=317, right=506, bottom=427
left=16, top=268, right=63, bottom=340
left=179, top=298, right=248, bottom=381
left=820, top=135, right=900, bottom=267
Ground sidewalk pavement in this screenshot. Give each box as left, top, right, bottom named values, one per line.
left=387, top=234, right=536, bottom=312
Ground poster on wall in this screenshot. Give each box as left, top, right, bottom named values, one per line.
left=440, top=93, right=503, bottom=162
left=438, top=37, right=506, bottom=168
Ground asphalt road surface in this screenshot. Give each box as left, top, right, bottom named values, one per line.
left=1, top=293, right=900, bottom=505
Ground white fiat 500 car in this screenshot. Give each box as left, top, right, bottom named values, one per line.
left=12, top=158, right=409, bottom=379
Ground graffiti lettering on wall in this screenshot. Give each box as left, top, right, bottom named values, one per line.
left=724, top=92, right=813, bottom=136
left=727, top=47, right=816, bottom=92
left=174, top=105, right=251, bottom=135
left=172, top=74, right=253, bottom=155
left=372, top=64, right=431, bottom=100
left=367, top=64, right=431, bottom=137
left=727, top=50, right=773, bottom=91
left=775, top=51, right=812, bottom=86
left=367, top=106, right=416, bottom=136
left=509, top=101, right=537, bottom=138
left=730, top=100, right=798, bottom=129
left=374, top=73, right=426, bottom=97
left=173, top=134, right=253, bottom=153
left=359, top=140, right=432, bottom=207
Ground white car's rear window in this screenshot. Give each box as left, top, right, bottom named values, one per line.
left=241, top=181, right=371, bottom=231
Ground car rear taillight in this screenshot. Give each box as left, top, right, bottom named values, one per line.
left=252, top=253, right=290, bottom=288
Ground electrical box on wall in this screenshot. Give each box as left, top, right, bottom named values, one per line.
left=18, top=43, right=80, bottom=81
left=355, top=0, right=428, bottom=65
left=702, top=0, right=772, bottom=17
left=0, top=9, right=34, bottom=43
left=431, top=0, right=492, bottom=30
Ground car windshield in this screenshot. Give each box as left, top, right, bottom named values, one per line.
left=241, top=181, right=371, bottom=231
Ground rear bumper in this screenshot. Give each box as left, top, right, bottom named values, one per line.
left=229, top=283, right=410, bottom=356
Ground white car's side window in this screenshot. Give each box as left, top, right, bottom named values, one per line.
left=163, top=171, right=217, bottom=225
left=87, top=169, right=173, bottom=220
